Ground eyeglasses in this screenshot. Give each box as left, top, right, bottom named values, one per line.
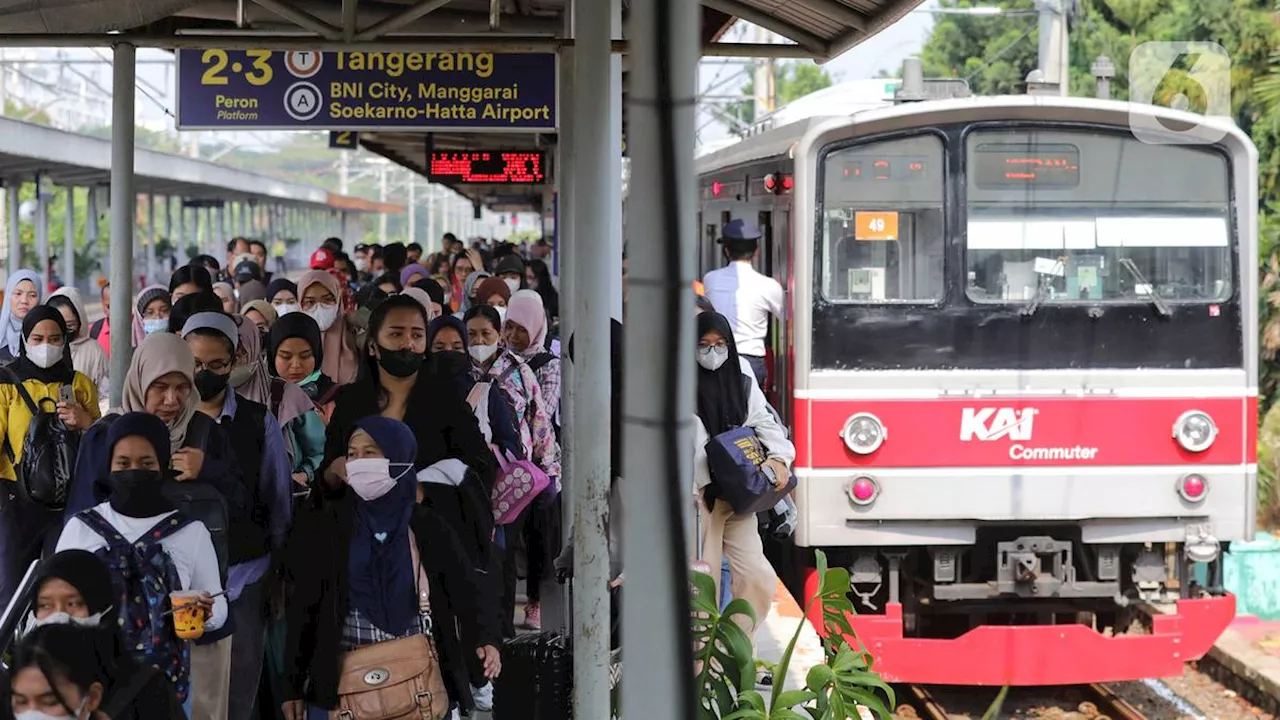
left=194, top=359, right=232, bottom=373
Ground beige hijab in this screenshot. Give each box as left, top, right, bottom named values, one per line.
left=120, top=332, right=199, bottom=450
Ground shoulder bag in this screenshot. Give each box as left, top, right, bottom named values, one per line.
left=330, top=530, right=451, bottom=720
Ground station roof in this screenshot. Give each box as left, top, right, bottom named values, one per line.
left=0, top=0, right=924, bottom=214
left=0, top=116, right=401, bottom=212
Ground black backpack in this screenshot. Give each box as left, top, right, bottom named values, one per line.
left=96, top=412, right=230, bottom=584
left=1, top=369, right=78, bottom=511
left=89, top=318, right=106, bottom=341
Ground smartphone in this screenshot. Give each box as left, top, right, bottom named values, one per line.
left=58, top=384, right=74, bottom=406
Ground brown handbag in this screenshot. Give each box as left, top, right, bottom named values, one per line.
left=331, top=531, right=450, bottom=720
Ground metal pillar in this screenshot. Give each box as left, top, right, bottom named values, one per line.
left=63, top=186, right=75, bottom=289
left=6, top=182, right=19, bottom=272
left=624, top=0, right=699, bottom=714
left=608, top=0, right=624, bottom=320
left=36, top=174, right=49, bottom=292
left=570, top=0, right=613, bottom=715
left=85, top=187, right=99, bottom=285
left=108, top=42, right=137, bottom=408
left=408, top=180, right=417, bottom=246
left=146, top=194, right=157, bottom=284
left=218, top=205, right=227, bottom=250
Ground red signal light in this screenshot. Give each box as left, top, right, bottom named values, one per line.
left=711, top=181, right=723, bottom=197
left=764, top=174, right=777, bottom=192
left=782, top=174, right=794, bottom=190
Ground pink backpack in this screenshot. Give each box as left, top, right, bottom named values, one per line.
left=492, top=447, right=551, bottom=525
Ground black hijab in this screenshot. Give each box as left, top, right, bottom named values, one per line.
left=269, top=311, right=335, bottom=400
left=34, top=550, right=117, bottom=626
left=695, top=311, right=746, bottom=437
left=12, top=305, right=75, bottom=384
left=266, top=277, right=298, bottom=304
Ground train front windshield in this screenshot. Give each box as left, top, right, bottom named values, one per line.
left=963, top=128, right=1232, bottom=305
left=814, top=125, right=1242, bottom=371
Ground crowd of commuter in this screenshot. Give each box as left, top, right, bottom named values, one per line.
left=0, top=218, right=795, bottom=719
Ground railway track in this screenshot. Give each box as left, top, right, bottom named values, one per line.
left=900, top=683, right=1151, bottom=720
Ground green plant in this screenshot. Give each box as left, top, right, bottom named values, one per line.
left=690, top=550, right=896, bottom=719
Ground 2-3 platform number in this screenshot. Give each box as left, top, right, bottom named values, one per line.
left=201, top=50, right=273, bottom=87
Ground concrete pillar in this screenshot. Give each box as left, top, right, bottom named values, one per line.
left=623, top=0, right=700, bottom=714
left=6, top=181, right=20, bottom=272
left=36, top=174, right=49, bottom=292
left=108, top=43, right=137, bottom=407
left=570, top=0, right=615, bottom=715
left=608, top=0, right=624, bottom=320
left=63, top=186, right=75, bottom=289
left=146, top=194, right=157, bottom=284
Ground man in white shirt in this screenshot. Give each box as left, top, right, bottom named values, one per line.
left=702, top=220, right=783, bottom=388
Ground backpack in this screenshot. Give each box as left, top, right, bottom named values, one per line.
left=89, top=318, right=106, bottom=341
left=76, top=509, right=194, bottom=702
left=1, top=370, right=79, bottom=511
left=96, top=412, right=230, bottom=584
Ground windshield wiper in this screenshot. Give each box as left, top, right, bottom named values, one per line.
left=1020, top=274, right=1052, bottom=317
left=1118, top=258, right=1172, bottom=317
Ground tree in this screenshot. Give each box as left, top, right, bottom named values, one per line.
left=722, top=61, right=834, bottom=134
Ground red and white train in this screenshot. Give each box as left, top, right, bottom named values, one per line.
left=696, top=93, right=1257, bottom=686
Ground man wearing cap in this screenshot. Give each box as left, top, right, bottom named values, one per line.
left=702, top=219, right=783, bottom=389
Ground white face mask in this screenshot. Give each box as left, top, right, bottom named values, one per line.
left=354, top=257, right=369, bottom=272
left=20, top=606, right=112, bottom=639
left=468, top=344, right=498, bottom=364
left=25, top=342, right=63, bottom=370
left=275, top=303, right=300, bottom=317
left=346, top=458, right=412, bottom=503
left=143, top=318, right=168, bottom=336
left=16, top=699, right=87, bottom=720
left=697, top=345, right=729, bottom=372
left=306, top=304, right=339, bottom=332
left=503, top=278, right=521, bottom=294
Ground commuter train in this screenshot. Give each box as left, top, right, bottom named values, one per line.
left=696, top=94, right=1258, bottom=686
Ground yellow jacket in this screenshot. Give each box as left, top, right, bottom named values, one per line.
left=0, top=372, right=100, bottom=481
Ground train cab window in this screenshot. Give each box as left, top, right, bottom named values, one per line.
left=964, top=128, right=1233, bottom=305
left=819, top=135, right=945, bottom=303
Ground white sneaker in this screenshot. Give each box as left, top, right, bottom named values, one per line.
left=472, top=682, right=495, bottom=712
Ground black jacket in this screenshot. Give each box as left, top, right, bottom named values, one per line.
left=282, top=493, right=499, bottom=713
left=321, top=370, right=497, bottom=566
left=105, top=661, right=187, bottom=720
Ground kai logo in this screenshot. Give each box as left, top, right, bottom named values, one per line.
left=959, top=407, right=1038, bottom=442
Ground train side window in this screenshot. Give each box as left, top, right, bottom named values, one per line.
left=819, top=134, right=945, bottom=303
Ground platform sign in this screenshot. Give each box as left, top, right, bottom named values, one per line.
left=175, top=50, right=557, bottom=131
left=427, top=151, right=546, bottom=184
left=329, top=131, right=360, bottom=149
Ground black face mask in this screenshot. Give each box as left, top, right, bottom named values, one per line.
left=376, top=346, right=424, bottom=378
left=433, top=350, right=471, bottom=379
left=108, top=469, right=174, bottom=518
left=194, top=369, right=230, bottom=401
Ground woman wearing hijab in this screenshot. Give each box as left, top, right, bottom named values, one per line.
left=0, top=269, right=42, bottom=365
left=48, top=288, right=110, bottom=405
left=237, top=278, right=268, bottom=307
left=242, top=299, right=278, bottom=333
left=504, top=289, right=561, bottom=419
left=57, top=412, right=227, bottom=706
left=412, top=279, right=447, bottom=317
left=693, top=311, right=793, bottom=654
left=283, top=416, right=500, bottom=720
left=451, top=270, right=490, bottom=319
left=474, top=276, right=512, bottom=319
left=400, top=286, right=440, bottom=323
left=525, top=258, right=560, bottom=324
left=65, top=332, right=246, bottom=529
left=296, top=270, right=360, bottom=386
left=16, top=550, right=185, bottom=719
left=399, top=263, right=429, bottom=288
left=166, top=289, right=221, bottom=336
left=212, top=281, right=238, bottom=314
left=270, top=313, right=338, bottom=422
left=373, top=272, right=402, bottom=297
left=0, top=307, right=101, bottom=610
left=131, top=285, right=171, bottom=346
left=427, top=315, right=521, bottom=462
left=169, top=265, right=214, bottom=304
left=267, top=278, right=300, bottom=317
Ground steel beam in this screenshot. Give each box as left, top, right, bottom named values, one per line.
left=355, top=0, right=455, bottom=41
left=63, top=186, right=74, bottom=289
left=251, top=0, right=343, bottom=38
left=342, top=0, right=359, bottom=41
left=700, top=0, right=828, bottom=55
left=791, top=0, right=867, bottom=30
left=5, top=183, right=18, bottom=272
left=108, top=43, right=136, bottom=408
left=36, top=174, right=49, bottom=292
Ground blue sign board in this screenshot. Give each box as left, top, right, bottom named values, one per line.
left=176, top=50, right=557, bottom=131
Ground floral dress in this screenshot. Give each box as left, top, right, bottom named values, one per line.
left=473, top=351, right=561, bottom=489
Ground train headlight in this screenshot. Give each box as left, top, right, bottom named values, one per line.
left=1173, top=410, right=1217, bottom=453
left=842, top=413, right=886, bottom=455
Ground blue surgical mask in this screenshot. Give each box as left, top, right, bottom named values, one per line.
left=143, top=318, right=168, bottom=336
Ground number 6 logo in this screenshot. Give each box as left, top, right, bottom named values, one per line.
left=1128, top=42, right=1231, bottom=146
